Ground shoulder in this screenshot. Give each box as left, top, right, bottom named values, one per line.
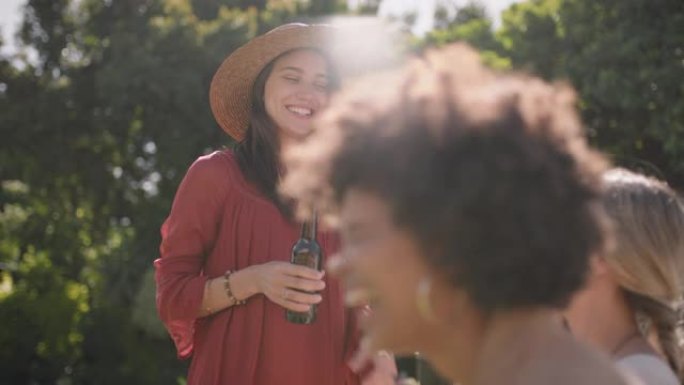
left=172, top=150, right=243, bottom=200
left=188, top=149, right=238, bottom=176
left=617, top=354, right=679, bottom=385
left=183, top=150, right=241, bottom=185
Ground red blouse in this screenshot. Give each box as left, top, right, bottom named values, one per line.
left=154, top=150, right=360, bottom=385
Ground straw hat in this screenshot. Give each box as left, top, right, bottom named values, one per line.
left=209, top=23, right=332, bottom=141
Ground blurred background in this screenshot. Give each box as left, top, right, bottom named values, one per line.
left=0, top=0, right=682, bottom=384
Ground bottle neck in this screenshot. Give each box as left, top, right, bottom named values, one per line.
left=300, top=221, right=312, bottom=240
left=299, top=210, right=318, bottom=241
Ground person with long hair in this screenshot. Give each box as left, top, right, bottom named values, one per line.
left=566, top=168, right=684, bottom=385
left=154, top=24, right=394, bottom=385
left=281, top=44, right=635, bottom=385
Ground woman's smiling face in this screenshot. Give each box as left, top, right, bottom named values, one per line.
left=264, top=49, right=332, bottom=142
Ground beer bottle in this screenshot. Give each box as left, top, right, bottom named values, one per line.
left=286, top=211, right=323, bottom=324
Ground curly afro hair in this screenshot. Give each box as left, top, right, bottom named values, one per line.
left=281, top=44, right=610, bottom=312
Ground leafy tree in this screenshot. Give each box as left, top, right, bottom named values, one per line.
left=418, top=0, right=684, bottom=188
left=418, top=2, right=510, bottom=69
left=496, top=0, right=563, bottom=79
left=498, top=0, right=684, bottom=187
left=1, top=0, right=356, bottom=383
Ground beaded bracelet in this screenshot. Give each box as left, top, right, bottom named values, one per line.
left=224, top=270, right=246, bottom=306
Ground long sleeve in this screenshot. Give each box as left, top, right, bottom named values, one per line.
left=154, top=152, right=232, bottom=358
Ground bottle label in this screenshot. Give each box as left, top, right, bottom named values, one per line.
left=291, top=249, right=318, bottom=270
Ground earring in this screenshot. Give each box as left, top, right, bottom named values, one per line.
left=416, top=276, right=438, bottom=323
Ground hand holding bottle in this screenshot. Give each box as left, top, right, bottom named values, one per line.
left=253, top=261, right=325, bottom=312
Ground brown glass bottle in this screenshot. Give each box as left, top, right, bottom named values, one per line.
left=286, top=212, right=323, bottom=324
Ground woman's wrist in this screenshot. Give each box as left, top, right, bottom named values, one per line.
left=229, top=266, right=261, bottom=300
left=223, top=270, right=246, bottom=305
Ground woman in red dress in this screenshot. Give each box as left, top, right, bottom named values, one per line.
left=154, top=24, right=390, bottom=385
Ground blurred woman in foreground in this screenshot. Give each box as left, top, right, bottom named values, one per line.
left=281, top=44, right=635, bottom=385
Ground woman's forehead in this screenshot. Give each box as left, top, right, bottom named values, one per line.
left=273, top=49, right=329, bottom=74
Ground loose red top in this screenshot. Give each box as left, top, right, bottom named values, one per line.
left=154, top=150, right=360, bottom=385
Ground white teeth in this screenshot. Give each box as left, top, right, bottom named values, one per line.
left=287, top=106, right=313, bottom=116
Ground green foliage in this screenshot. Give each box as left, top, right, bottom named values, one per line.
left=1, top=0, right=345, bottom=383
left=416, top=0, right=684, bottom=188
left=496, top=0, right=563, bottom=79
left=497, top=0, right=684, bottom=186
left=417, top=2, right=510, bottom=69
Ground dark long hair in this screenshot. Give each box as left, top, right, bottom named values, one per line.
left=235, top=48, right=338, bottom=217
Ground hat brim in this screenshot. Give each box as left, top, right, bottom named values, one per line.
left=210, top=24, right=333, bottom=141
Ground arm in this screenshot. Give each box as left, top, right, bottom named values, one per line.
left=155, top=154, right=232, bottom=323
left=196, top=266, right=260, bottom=317
left=198, top=262, right=327, bottom=317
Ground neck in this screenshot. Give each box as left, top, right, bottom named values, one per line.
left=474, top=308, right=566, bottom=385
left=278, top=137, right=296, bottom=175
left=422, top=315, right=481, bottom=384
left=424, top=308, right=564, bottom=385
left=566, top=283, right=639, bottom=356
left=279, top=133, right=298, bottom=154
